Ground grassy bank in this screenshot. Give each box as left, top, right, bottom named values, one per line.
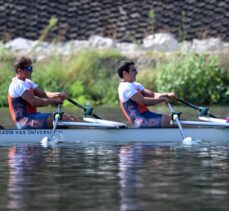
left=0, top=48, right=229, bottom=107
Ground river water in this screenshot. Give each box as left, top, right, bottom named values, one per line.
left=0, top=105, right=228, bottom=211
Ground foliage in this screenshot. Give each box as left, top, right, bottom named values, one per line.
left=0, top=48, right=13, bottom=61
left=137, top=68, right=158, bottom=92
left=0, top=50, right=229, bottom=107
left=33, top=49, right=123, bottom=106
left=179, top=10, right=187, bottom=42
left=148, top=10, right=156, bottom=35
left=0, top=60, right=14, bottom=106
left=64, top=49, right=122, bottom=105
left=29, top=16, right=58, bottom=54
left=156, top=53, right=229, bottom=104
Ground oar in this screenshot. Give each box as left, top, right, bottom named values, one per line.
left=67, top=98, right=101, bottom=119
left=40, top=104, right=62, bottom=145
left=178, top=98, right=217, bottom=118
left=168, top=103, right=194, bottom=145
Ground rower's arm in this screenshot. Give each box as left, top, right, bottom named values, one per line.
left=141, top=89, right=155, bottom=97
left=157, top=92, right=178, bottom=100
left=141, top=89, right=177, bottom=100
left=34, top=87, right=49, bottom=98
left=45, top=91, right=67, bottom=100
left=34, top=88, right=67, bottom=100
left=22, top=90, right=62, bottom=107
left=131, top=92, right=169, bottom=106
left=152, top=92, right=178, bottom=100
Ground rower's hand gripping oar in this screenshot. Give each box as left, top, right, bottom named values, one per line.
left=178, top=98, right=217, bottom=118
left=40, top=104, right=63, bottom=145
left=67, top=98, right=101, bottom=119
left=168, top=103, right=198, bottom=145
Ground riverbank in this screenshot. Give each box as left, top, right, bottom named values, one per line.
left=0, top=47, right=228, bottom=106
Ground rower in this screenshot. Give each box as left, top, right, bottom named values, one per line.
left=8, top=55, right=79, bottom=129
left=117, top=60, right=177, bottom=128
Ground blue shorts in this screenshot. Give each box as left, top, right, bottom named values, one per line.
left=133, top=111, right=163, bottom=128
left=16, top=112, right=52, bottom=129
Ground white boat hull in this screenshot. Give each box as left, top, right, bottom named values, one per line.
left=0, top=127, right=228, bottom=145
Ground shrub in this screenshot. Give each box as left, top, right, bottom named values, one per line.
left=0, top=48, right=123, bottom=106
left=33, top=55, right=69, bottom=92
left=137, top=68, right=158, bottom=92
left=156, top=53, right=229, bottom=104
left=0, top=60, right=14, bottom=106
left=64, top=49, right=122, bottom=105
left=1, top=50, right=228, bottom=107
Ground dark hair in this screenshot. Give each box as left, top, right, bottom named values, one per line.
left=14, top=56, right=32, bottom=73
left=117, top=60, right=135, bottom=78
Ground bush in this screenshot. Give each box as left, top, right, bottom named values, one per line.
left=33, top=55, right=69, bottom=92
left=1, top=50, right=228, bottom=107
left=0, top=49, right=123, bottom=107
left=64, top=49, right=122, bottom=105
left=33, top=49, right=123, bottom=105
left=0, top=60, right=14, bottom=106
left=137, top=68, right=158, bottom=92
left=156, top=54, right=229, bottom=104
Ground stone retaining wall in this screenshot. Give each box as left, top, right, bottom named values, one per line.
left=1, top=0, right=229, bottom=42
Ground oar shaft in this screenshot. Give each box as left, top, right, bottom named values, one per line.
left=178, top=98, right=217, bottom=117
left=178, top=99, right=199, bottom=110
left=67, top=98, right=101, bottom=119
left=49, top=104, right=61, bottom=140
left=174, top=118, right=186, bottom=139
left=67, top=98, right=86, bottom=110
left=49, top=115, right=59, bottom=139
left=168, top=103, right=185, bottom=139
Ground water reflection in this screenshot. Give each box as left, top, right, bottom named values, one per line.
left=118, top=144, right=144, bottom=210
left=7, top=145, right=43, bottom=209
left=118, top=144, right=179, bottom=210
left=7, top=144, right=61, bottom=210
left=118, top=143, right=229, bottom=210
left=3, top=142, right=229, bottom=210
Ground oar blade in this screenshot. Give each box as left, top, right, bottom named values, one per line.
left=40, top=136, right=50, bottom=147
left=40, top=132, right=65, bottom=147
left=182, top=137, right=202, bottom=146
left=182, top=136, right=193, bottom=145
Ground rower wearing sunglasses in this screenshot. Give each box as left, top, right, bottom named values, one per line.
left=8, top=56, right=78, bottom=129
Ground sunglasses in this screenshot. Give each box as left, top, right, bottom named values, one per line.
left=130, top=68, right=137, bottom=72
left=24, top=66, right=33, bottom=72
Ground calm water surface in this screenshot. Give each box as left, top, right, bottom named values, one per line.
left=0, top=105, right=228, bottom=211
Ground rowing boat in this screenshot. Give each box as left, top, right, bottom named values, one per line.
left=0, top=121, right=228, bottom=144
left=0, top=127, right=228, bottom=144
left=0, top=111, right=228, bottom=145
left=2, top=94, right=228, bottom=145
